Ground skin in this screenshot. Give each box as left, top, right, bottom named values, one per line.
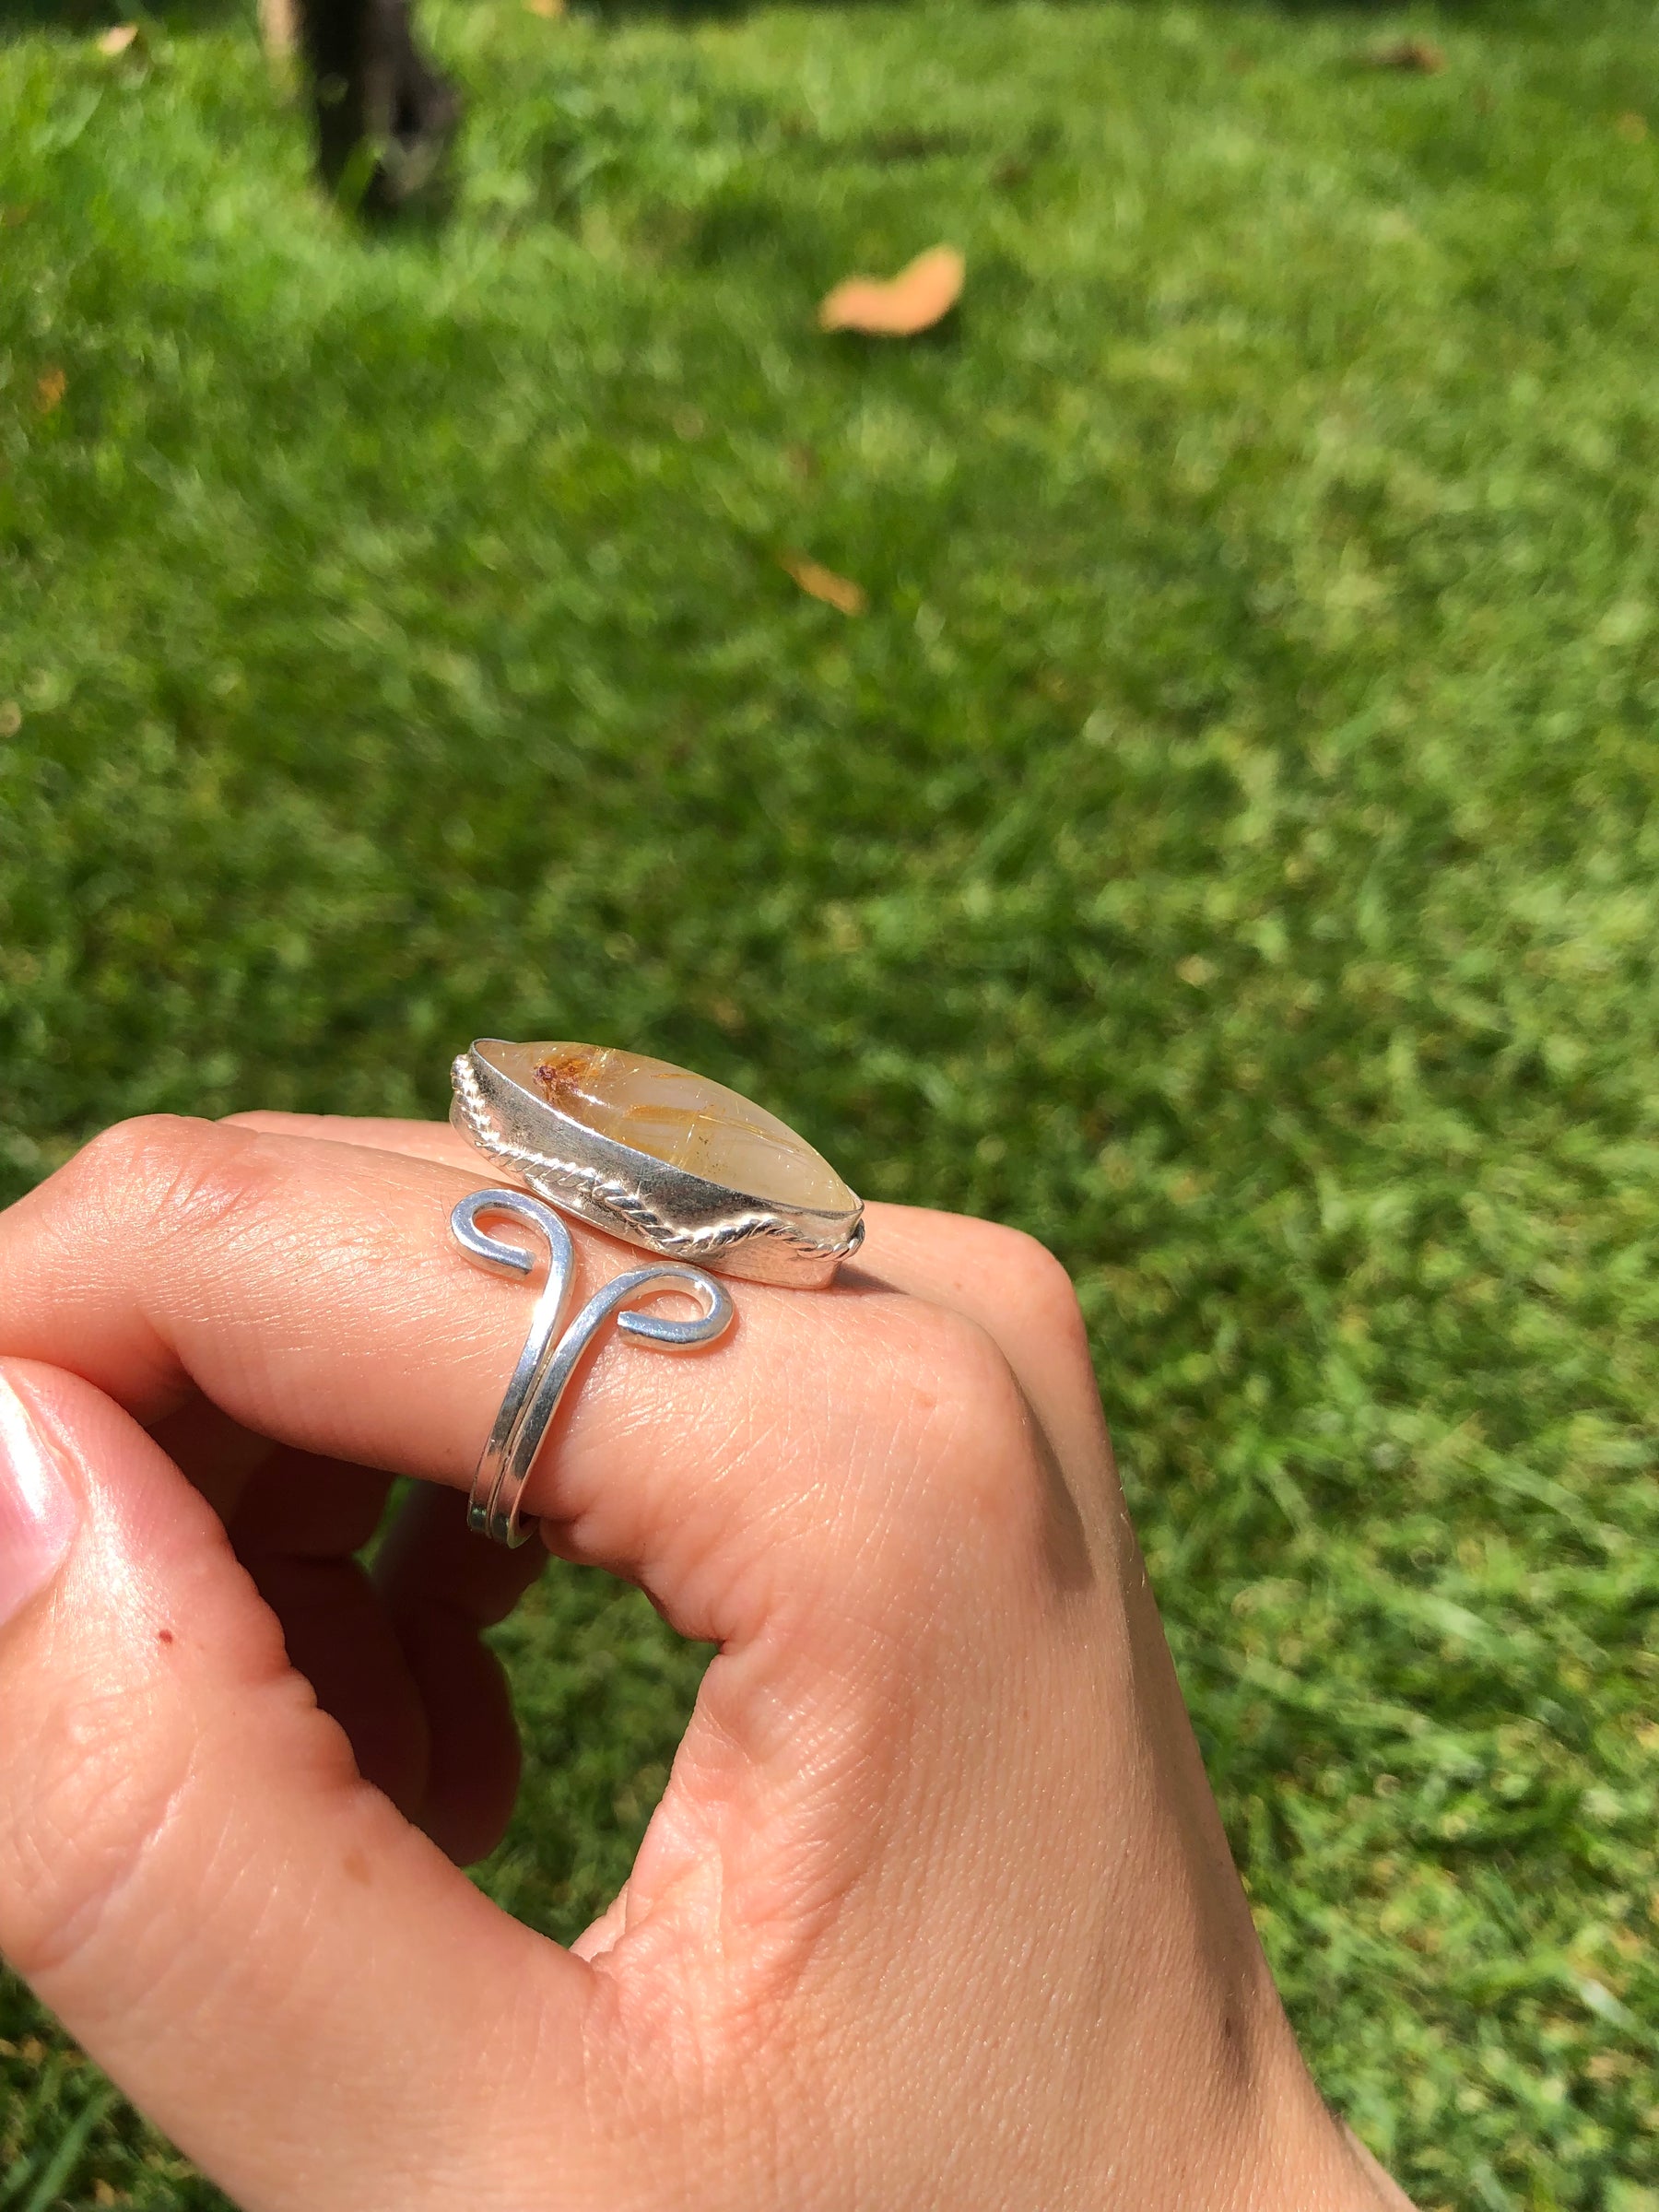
left=0, top=1112, right=1412, bottom=2212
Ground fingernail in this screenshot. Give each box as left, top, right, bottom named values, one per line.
left=0, top=1371, right=79, bottom=1630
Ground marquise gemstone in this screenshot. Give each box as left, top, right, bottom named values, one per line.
left=474, top=1041, right=856, bottom=1216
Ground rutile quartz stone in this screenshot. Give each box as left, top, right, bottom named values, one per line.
left=473, top=1041, right=856, bottom=1215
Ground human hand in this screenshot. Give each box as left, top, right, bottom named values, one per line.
left=0, top=1112, right=1406, bottom=2210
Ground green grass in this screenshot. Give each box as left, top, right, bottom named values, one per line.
left=5, top=0, right=1659, bottom=2203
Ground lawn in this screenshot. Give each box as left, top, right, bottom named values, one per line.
left=4, top=0, right=1659, bottom=2204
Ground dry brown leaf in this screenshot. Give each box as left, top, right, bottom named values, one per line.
left=1363, top=36, right=1444, bottom=74
left=1617, top=112, right=1649, bottom=143
left=818, top=245, right=964, bottom=337
left=35, top=368, right=65, bottom=413
left=524, top=0, right=566, bottom=18
left=97, top=22, right=140, bottom=54
left=780, top=552, right=866, bottom=616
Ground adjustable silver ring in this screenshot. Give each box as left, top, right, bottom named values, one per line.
left=449, top=1038, right=857, bottom=1547
left=452, top=1185, right=734, bottom=1548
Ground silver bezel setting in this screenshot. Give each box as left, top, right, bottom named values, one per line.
left=450, top=1041, right=865, bottom=1288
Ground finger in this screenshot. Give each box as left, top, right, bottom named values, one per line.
left=135, top=1409, right=422, bottom=1805
left=844, top=1205, right=1111, bottom=1469
left=0, top=1359, right=600, bottom=2212
left=229, top=1451, right=431, bottom=1819
left=371, top=1481, right=546, bottom=1865
left=0, top=1116, right=937, bottom=1646
left=147, top=1394, right=276, bottom=1524
left=227, top=1112, right=1100, bottom=1446
left=224, top=1110, right=482, bottom=1175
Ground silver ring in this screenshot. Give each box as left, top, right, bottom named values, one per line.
left=453, top=1185, right=734, bottom=1547
left=450, top=1039, right=864, bottom=1288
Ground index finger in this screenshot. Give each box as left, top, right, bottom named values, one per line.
left=226, top=1111, right=1112, bottom=1472
left=0, top=1114, right=954, bottom=1638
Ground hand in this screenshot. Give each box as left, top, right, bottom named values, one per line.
left=0, top=1112, right=1406, bottom=2210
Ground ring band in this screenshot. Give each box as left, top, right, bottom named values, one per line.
left=452, top=1185, right=734, bottom=1547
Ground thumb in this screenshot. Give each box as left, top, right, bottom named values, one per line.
left=0, top=1361, right=602, bottom=2212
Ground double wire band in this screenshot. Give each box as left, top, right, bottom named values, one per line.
left=452, top=1186, right=735, bottom=1547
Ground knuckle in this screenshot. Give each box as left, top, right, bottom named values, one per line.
left=896, top=1298, right=1030, bottom=1452
left=977, top=1223, right=1091, bottom=1360
left=873, top=1289, right=1088, bottom=1584
left=866, top=1300, right=1047, bottom=1578
left=63, top=1114, right=274, bottom=1250
left=66, top=1112, right=203, bottom=1192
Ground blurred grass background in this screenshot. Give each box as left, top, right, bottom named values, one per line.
left=5, top=0, right=1659, bottom=2204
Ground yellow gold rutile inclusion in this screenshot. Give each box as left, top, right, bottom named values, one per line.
left=477, top=1041, right=855, bottom=1214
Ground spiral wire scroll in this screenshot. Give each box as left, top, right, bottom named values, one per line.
left=451, top=1186, right=735, bottom=1547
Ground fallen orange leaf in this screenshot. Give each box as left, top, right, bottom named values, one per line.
left=36, top=368, right=65, bottom=413
left=780, top=552, right=866, bottom=616
left=524, top=0, right=566, bottom=17
left=818, top=245, right=964, bottom=337
left=97, top=23, right=140, bottom=53
left=1363, top=36, right=1444, bottom=74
